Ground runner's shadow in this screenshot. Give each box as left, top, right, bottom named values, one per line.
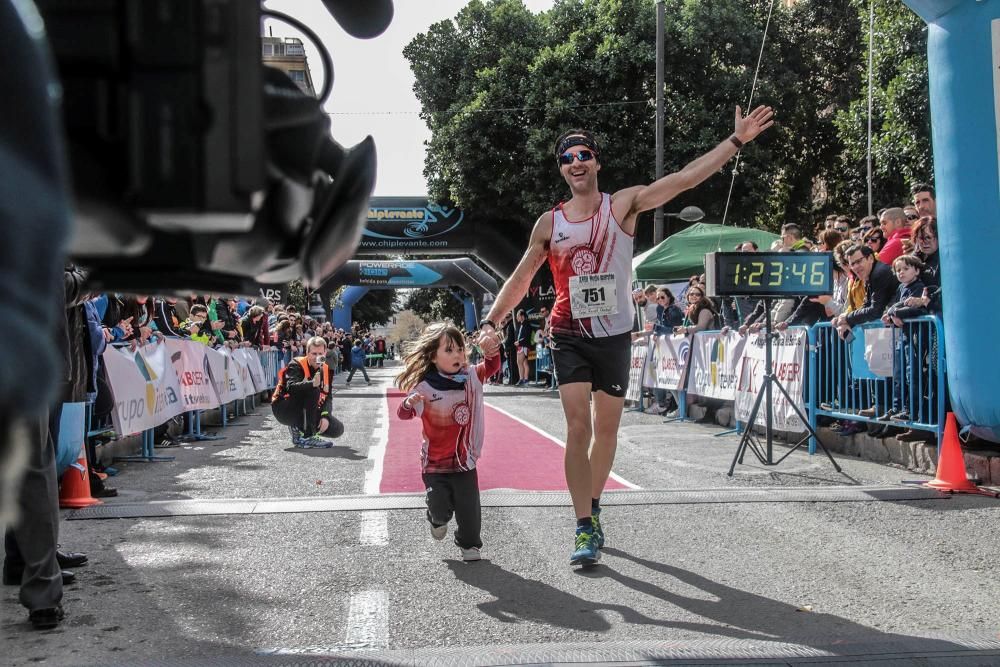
left=600, top=547, right=968, bottom=654
left=447, top=559, right=713, bottom=633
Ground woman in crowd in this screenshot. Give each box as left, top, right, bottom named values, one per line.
left=654, top=287, right=684, bottom=335
left=674, top=283, right=717, bottom=336
left=514, top=309, right=532, bottom=386
left=863, top=227, right=886, bottom=256
left=909, top=216, right=939, bottom=308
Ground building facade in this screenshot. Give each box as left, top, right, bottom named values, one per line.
left=262, top=36, right=316, bottom=97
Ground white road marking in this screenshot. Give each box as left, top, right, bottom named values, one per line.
left=344, top=590, right=388, bottom=649
left=485, top=401, right=641, bottom=490
left=359, top=511, right=388, bottom=546
left=363, top=387, right=389, bottom=495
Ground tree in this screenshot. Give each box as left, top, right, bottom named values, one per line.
left=404, top=0, right=848, bottom=247
left=389, top=310, right=427, bottom=348
left=351, top=289, right=397, bottom=329
left=405, top=0, right=929, bottom=246
left=404, top=288, right=466, bottom=327
left=833, top=1, right=931, bottom=214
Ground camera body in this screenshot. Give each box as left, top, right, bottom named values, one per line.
left=37, top=0, right=388, bottom=295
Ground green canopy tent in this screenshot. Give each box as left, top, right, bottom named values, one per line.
left=633, top=222, right=779, bottom=282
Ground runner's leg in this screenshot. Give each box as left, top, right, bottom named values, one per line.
left=590, top=390, right=625, bottom=498
left=558, top=382, right=594, bottom=520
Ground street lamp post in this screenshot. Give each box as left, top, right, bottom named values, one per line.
left=653, top=0, right=665, bottom=245
left=666, top=206, right=705, bottom=226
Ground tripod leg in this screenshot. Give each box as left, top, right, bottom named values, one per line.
left=728, top=379, right=770, bottom=475
left=772, top=377, right=842, bottom=472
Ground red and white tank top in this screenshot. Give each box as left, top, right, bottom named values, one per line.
left=548, top=193, right=634, bottom=338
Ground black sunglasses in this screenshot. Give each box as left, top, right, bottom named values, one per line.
left=558, top=150, right=595, bottom=166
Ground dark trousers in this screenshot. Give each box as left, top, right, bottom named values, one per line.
left=423, top=468, right=481, bottom=549
left=346, top=365, right=369, bottom=383
left=3, top=410, right=62, bottom=612
left=271, top=392, right=344, bottom=438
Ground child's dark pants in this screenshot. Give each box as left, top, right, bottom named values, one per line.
left=422, top=468, right=481, bottom=549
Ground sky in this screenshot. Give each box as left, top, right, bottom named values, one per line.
left=263, top=0, right=555, bottom=196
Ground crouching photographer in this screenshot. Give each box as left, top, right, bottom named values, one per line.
left=270, top=337, right=344, bottom=449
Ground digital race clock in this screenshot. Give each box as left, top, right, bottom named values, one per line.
left=704, top=252, right=834, bottom=297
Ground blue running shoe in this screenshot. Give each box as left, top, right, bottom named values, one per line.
left=570, top=527, right=601, bottom=566
left=299, top=435, right=333, bottom=449
left=591, top=510, right=605, bottom=549
left=287, top=425, right=303, bottom=446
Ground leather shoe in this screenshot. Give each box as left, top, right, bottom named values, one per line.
left=29, top=605, right=64, bottom=630
left=858, top=407, right=878, bottom=418
left=876, top=412, right=895, bottom=422
left=3, top=566, right=75, bottom=586
left=57, top=550, right=88, bottom=569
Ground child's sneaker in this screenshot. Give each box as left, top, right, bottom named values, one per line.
left=460, top=546, right=481, bottom=561
left=570, top=527, right=601, bottom=566
left=429, top=522, right=447, bottom=541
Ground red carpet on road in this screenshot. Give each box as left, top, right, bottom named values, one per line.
left=381, top=390, right=631, bottom=494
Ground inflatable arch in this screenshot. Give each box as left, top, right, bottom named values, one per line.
left=320, top=258, right=499, bottom=332
left=903, top=0, right=1000, bottom=440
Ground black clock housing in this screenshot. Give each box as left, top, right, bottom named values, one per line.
left=705, top=252, right=834, bottom=297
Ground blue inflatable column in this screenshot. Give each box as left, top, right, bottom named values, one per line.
left=903, top=1, right=1000, bottom=439
left=463, top=297, right=477, bottom=332
left=332, top=286, right=369, bottom=331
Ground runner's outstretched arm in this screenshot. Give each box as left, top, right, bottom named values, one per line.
left=616, top=105, right=775, bottom=223
left=480, top=211, right=551, bottom=341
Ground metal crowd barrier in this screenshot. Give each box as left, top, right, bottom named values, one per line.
left=808, top=315, right=947, bottom=449
left=646, top=318, right=947, bottom=454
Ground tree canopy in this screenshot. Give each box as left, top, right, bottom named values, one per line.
left=403, top=0, right=931, bottom=247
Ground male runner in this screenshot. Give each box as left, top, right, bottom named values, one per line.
left=478, top=105, right=774, bottom=565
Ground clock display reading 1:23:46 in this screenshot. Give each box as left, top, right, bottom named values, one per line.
left=710, top=252, right=833, bottom=297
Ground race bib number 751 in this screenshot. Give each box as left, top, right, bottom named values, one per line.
left=568, top=272, right=618, bottom=319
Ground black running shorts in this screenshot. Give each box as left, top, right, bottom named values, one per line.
left=550, top=331, right=631, bottom=397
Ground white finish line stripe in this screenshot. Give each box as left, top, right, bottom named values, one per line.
left=344, top=590, right=388, bottom=649
left=363, top=388, right=389, bottom=495
left=359, top=511, right=388, bottom=546
left=485, top=401, right=641, bottom=490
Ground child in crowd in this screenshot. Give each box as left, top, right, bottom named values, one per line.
left=395, top=323, right=500, bottom=561
left=882, top=254, right=927, bottom=328
left=881, top=254, right=928, bottom=422
left=346, top=339, right=371, bottom=385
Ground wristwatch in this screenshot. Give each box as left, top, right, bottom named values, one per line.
left=479, top=318, right=497, bottom=331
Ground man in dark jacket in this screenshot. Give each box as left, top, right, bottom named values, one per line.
left=835, top=244, right=900, bottom=339
left=271, top=337, right=344, bottom=448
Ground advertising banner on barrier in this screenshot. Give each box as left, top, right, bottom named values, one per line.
left=165, top=339, right=221, bottom=411
left=647, top=334, right=690, bottom=391
left=626, top=343, right=649, bottom=404
left=735, top=329, right=807, bottom=431
left=688, top=331, right=748, bottom=401
left=226, top=350, right=255, bottom=398
left=234, top=348, right=266, bottom=392
left=103, top=343, right=185, bottom=436
left=206, top=347, right=246, bottom=403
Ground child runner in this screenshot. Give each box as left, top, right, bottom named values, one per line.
left=395, top=323, right=501, bottom=561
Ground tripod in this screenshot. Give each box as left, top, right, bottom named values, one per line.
left=728, top=298, right=841, bottom=476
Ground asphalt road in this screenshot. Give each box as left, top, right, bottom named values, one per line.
left=3, top=364, right=999, bottom=666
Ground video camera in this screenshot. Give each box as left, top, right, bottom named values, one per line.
left=36, top=0, right=394, bottom=294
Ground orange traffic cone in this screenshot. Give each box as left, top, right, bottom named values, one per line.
left=59, top=442, right=102, bottom=509
left=924, top=413, right=991, bottom=495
